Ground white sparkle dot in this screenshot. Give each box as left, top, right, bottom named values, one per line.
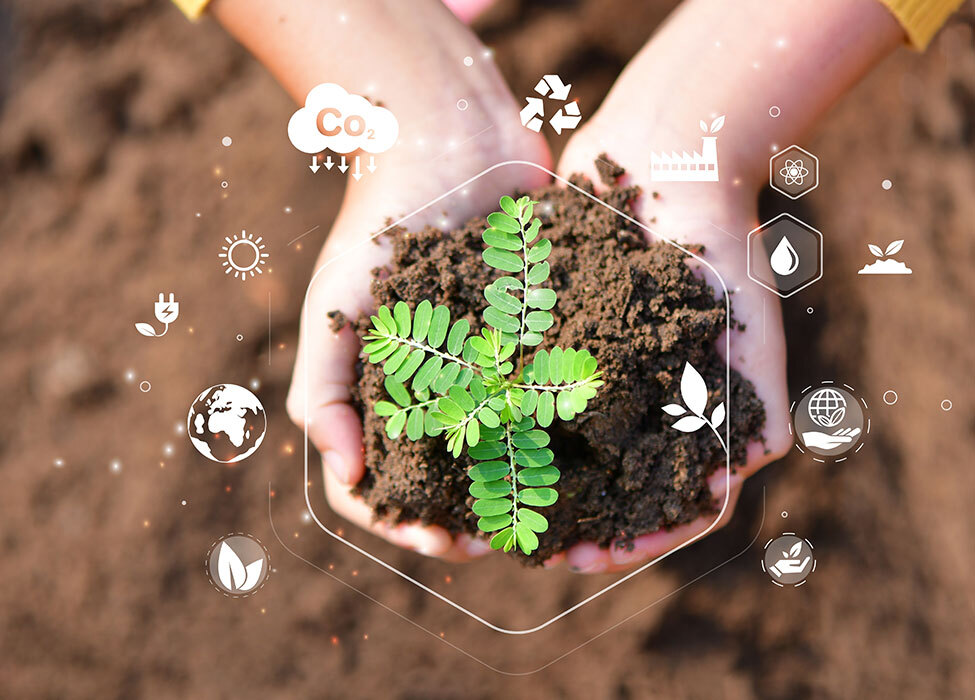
left=195, top=212, right=202, bottom=218
left=339, top=13, right=347, bottom=23
left=250, top=378, right=261, bottom=390
left=54, top=458, right=64, bottom=468
left=110, top=460, right=122, bottom=473
left=221, top=136, right=232, bottom=147
left=302, top=511, right=311, bottom=523
left=463, top=56, right=473, bottom=67
left=775, top=38, right=788, bottom=48
left=175, top=422, right=185, bottom=434
left=163, top=443, right=174, bottom=456
left=284, top=206, right=292, bottom=213
left=124, top=370, right=136, bottom=382
left=181, top=499, right=187, bottom=506
left=881, top=179, right=892, bottom=190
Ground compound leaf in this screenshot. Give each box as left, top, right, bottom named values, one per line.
left=483, top=228, right=522, bottom=251
left=537, top=391, right=555, bottom=427
left=412, top=300, right=433, bottom=342
left=473, top=498, right=513, bottom=517
left=446, top=318, right=469, bottom=355
left=527, top=239, right=552, bottom=263
left=482, top=247, right=523, bottom=273
left=478, top=513, right=512, bottom=532
left=469, top=478, right=510, bottom=499
left=385, top=411, right=407, bottom=439
left=519, top=487, right=558, bottom=507
left=468, top=461, right=509, bottom=482
left=525, top=288, right=556, bottom=310
left=428, top=305, right=450, bottom=348
left=412, top=355, right=443, bottom=393
left=468, top=440, right=505, bottom=460
left=406, top=408, right=424, bottom=441
left=548, top=347, right=563, bottom=385
left=517, top=466, right=560, bottom=487
left=486, top=211, right=520, bottom=233
left=393, top=348, right=425, bottom=383
left=393, top=301, right=411, bottom=337
left=514, top=523, right=539, bottom=555
left=516, top=508, right=548, bottom=533
left=484, top=283, right=523, bottom=315
left=483, top=307, right=520, bottom=334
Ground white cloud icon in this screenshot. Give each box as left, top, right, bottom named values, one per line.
left=287, top=83, right=398, bottom=155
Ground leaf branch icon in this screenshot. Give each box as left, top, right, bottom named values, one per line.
left=661, top=362, right=728, bottom=454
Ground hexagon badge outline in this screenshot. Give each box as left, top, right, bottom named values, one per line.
left=769, top=144, right=819, bottom=200
left=747, top=212, right=823, bottom=298
left=296, top=160, right=734, bottom=635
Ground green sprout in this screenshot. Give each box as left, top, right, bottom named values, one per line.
left=362, top=195, right=603, bottom=555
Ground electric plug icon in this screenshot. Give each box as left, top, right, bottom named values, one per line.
left=154, top=293, right=180, bottom=324
left=136, top=293, right=179, bottom=337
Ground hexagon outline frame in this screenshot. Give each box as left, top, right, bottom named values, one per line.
left=746, top=212, right=823, bottom=298
left=769, top=144, right=819, bottom=200
left=300, top=161, right=732, bottom=635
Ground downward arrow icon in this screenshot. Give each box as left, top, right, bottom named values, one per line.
left=366, top=156, right=377, bottom=173
left=324, top=155, right=334, bottom=170
left=309, top=155, right=321, bottom=173
left=338, top=155, right=349, bottom=173
left=351, top=155, right=362, bottom=181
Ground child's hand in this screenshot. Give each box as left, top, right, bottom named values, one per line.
left=552, top=121, right=792, bottom=572
left=285, top=94, right=550, bottom=561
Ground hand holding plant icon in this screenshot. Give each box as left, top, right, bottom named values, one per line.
left=662, top=362, right=727, bottom=454
left=768, top=541, right=811, bottom=578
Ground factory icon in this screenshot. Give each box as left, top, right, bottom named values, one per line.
left=651, top=115, right=724, bottom=182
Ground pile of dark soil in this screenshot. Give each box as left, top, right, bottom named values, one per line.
left=343, top=163, right=765, bottom=563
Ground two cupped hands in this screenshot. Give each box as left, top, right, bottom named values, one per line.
left=284, top=26, right=792, bottom=575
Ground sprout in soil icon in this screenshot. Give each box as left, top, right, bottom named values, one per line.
left=858, top=239, right=912, bottom=275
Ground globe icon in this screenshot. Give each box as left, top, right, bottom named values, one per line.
left=187, top=384, right=266, bottom=463
left=807, top=388, right=847, bottom=428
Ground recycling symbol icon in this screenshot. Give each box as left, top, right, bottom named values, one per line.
left=520, top=74, right=582, bottom=135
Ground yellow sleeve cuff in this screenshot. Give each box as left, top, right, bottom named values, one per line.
left=877, top=0, right=965, bottom=49
left=172, top=0, right=212, bottom=21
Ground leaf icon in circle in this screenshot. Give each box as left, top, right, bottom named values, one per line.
left=680, top=362, right=708, bottom=417
left=135, top=323, right=156, bottom=337
left=789, top=541, right=802, bottom=558
left=216, top=541, right=265, bottom=592
left=217, top=541, right=246, bottom=590
left=884, top=239, right=904, bottom=256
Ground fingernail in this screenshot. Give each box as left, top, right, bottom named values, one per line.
left=609, top=544, right=644, bottom=566
left=324, top=450, right=350, bottom=483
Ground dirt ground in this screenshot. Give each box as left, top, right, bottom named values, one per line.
left=1, top=1, right=973, bottom=698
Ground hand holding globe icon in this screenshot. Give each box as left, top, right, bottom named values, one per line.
left=794, top=385, right=865, bottom=457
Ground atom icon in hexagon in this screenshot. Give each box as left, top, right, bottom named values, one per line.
left=779, top=158, right=809, bottom=186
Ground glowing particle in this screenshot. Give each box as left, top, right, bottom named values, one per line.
left=110, top=460, right=122, bottom=473
left=456, top=99, right=469, bottom=111
left=769, top=105, right=781, bottom=118
left=463, top=56, right=473, bottom=67
left=882, top=179, right=892, bottom=190
left=54, top=458, right=64, bottom=468
left=221, top=136, right=232, bottom=147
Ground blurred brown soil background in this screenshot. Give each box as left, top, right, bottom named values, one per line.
left=1, top=1, right=973, bottom=698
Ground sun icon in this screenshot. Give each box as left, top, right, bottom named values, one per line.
left=219, top=230, right=269, bottom=281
